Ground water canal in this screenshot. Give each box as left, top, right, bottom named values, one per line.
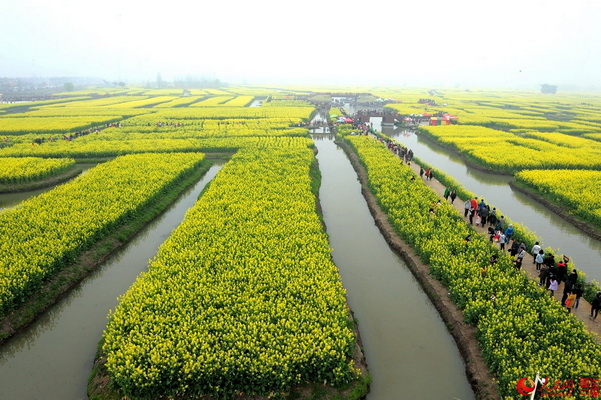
left=0, top=163, right=98, bottom=209
left=0, top=164, right=223, bottom=399
left=313, top=135, right=474, bottom=400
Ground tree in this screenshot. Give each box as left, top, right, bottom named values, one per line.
left=63, top=82, right=75, bottom=91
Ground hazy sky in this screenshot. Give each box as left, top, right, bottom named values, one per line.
left=1, top=0, right=600, bottom=89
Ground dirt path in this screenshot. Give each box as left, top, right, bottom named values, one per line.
left=404, top=149, right=601, bottom=342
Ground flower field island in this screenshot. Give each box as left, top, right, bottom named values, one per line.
left=0, top=152, right=208, bottom=341
left=514, top=169, right=601, bottom=233
left=0, top=156, right=76, bottom=185
left=90, top=147, right=368, bottom=399
left=343, top=134, right=601, bottom=398
left=417, top=125, right=601, bottom=174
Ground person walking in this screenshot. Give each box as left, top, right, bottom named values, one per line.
left=478, top=198, right=487, bottom=215
left=464, top=199, right=471, bottom=218
left=531, top=242, right=541, bottom=264
left=567, top=269, right=578, bottom=286
left=450, top=189, right=457, bottom=204
left=514, top=247, right=527, bottom=270
left=488, top=207, right=497, bottom=227
left=591, top=292, right=601, bottom=321
left=498, top=216, right=506, bottom=231
left=538, top=263, right=550, bottom=287
left=499, top=231, right=507, bottom=251
left=548, top=275, right=559, bottom=297
left=572, top=283, right=584, bottom=309
left=561, top=280, right=573, bottom=307
left=535, top=250, right=544, bottom=271
left=443, top=187, right=450, bottom=201
left=566, top=291, right=577, bottom=313
left=480, top=205, right=489, bottom=226
left=556, top=260, right=568, bottom=283
left=471, top=197, right=478, bottom=214
left=544, top=252, right=556, bottom=275
left=504, top=224, right=515, bottom=241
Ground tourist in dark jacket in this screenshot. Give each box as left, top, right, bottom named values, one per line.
left=572, top=284, right=584, bottom=309
left=591, top=292, right=601, bottom=321
left=568, top=269, right=578, bottom=285
left=539, top=264, right=550, bottom=287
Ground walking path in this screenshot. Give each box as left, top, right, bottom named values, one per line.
left=401, top=149, right=601, bottom=341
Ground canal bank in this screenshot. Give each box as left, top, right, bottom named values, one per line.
left=314, top=136, right=479, bottom=400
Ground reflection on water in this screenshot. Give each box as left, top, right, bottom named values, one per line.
left=309, top=127, right=331, bottom=134
left=313, top=136, right=474, bottom=400
left=311, top=132, right=336, bottom=141
left=383, top=127, right=601, bottom=281
left=0, top=164, right=223, bottom=400
left=0, top=186, right=52, bottom=209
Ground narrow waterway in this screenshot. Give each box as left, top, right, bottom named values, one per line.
left=0, top=163, right=98, bottom=209
left=313, top=136, right=474, bottom=400
left=380, top=125, right=601, bottom=282
left=0, top=164, right=223, bottom=400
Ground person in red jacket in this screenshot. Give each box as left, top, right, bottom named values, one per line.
left=470, top=197, right=478, bottom=212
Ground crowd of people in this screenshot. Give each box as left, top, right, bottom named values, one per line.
left=26, top=120, right=128, bottom=146
left=151, top=121, right=185, bottom=127
left=31, top=128, right=98, bottom=145
left=369, top=132, right=601, bottom=322
left=456, top=194, right=601, bottom=316
left=365, top=131, right=415, bottom=165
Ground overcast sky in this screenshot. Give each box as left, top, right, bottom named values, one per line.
left=1, top=0, right=600, bottom=89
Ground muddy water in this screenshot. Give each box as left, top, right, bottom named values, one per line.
left=0, top=164, right=223, bottom=400
left=0, top=186, right=55, bottom=209
left=382, top=126, right=601, bottom=282
left=313, top=136, right=474, bottom=400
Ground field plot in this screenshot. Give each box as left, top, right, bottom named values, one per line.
left=0, top=136, right=314, bottom=158
left=6, top=106, right=149, bottom=118
left=515, top=169, right=601, bottom=230
left=154, top=96, right=206, bottom=108
left=0, top=157, right=75, bottom=184
left=113, top=96, right=178, bottom=108
left=221, top=96, right=255, bottom=107
left=190, top=96, right=236, bottom=106
left=97, top=146, right=361, bottom=398
left=0, top=152, right=205, bottom=317
left=0, top=115, right=122, bottom=135
left=0, top=96, right=93, bottom=112
left=419, top=125, right=601, bottom=173
left=42, top=95, right=149, bottom=108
